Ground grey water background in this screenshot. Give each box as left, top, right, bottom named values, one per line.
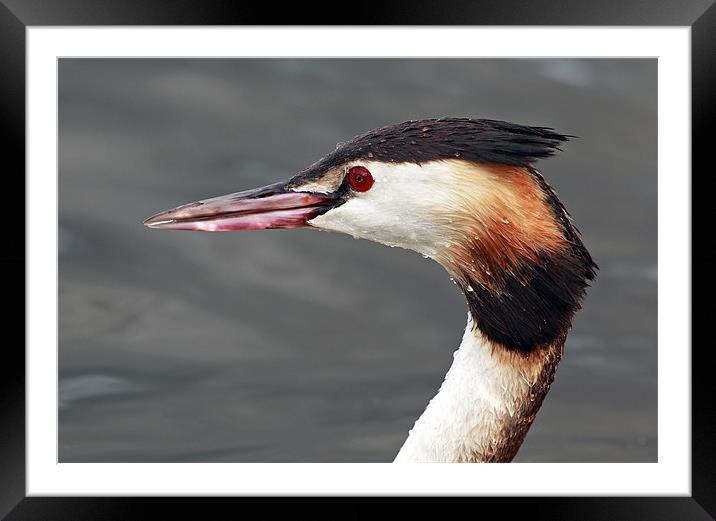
left=59, top=59, right=657, bottom=462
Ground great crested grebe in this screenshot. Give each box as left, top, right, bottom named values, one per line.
left=145, top=118, right=597, bottom=462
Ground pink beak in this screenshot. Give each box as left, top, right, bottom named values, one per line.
left=143, top=182, right=335, bottom=232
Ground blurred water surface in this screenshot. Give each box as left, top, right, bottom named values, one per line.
left=59, top=59, right=657, bottom=462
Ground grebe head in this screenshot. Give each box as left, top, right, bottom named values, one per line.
left=145, top=118, right=597, bottom=354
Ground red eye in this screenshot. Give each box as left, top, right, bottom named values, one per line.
left=347, top=166, right=374, bottom=192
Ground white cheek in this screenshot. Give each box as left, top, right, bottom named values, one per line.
left=308, top=161, right=457, bottom=256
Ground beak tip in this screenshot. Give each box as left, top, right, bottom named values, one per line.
left=143, top=214, right=173, bottom=229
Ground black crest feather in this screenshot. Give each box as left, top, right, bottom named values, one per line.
left=300, top=118, right=570, bottom=176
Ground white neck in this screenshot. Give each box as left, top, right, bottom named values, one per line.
left=394, top=315, right=561, bottom=463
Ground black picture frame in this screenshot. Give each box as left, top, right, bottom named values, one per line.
left=3, top=1, right=712, bottom=519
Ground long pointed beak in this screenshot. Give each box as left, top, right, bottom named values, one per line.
left=143, top=181, right=335, bottom=231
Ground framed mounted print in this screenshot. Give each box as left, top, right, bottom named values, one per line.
left=4, top=0, right=712, bottom=518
